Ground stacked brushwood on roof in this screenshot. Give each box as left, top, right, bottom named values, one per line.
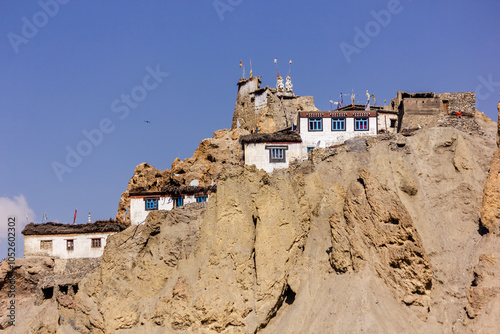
left=239, top=129, right=302, bottom=144
left=129, top=185, right=217, bottom=197
left=22, top=220, right=129, bottom=236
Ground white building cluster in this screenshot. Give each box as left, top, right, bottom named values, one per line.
left=22, top=221, right=127, bottom=259
left=240, top=105, right=384, bottom=173
left=129, top=186, right=214, bottom=225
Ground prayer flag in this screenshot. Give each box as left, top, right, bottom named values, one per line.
left=73, top=209, right=77, bottom=225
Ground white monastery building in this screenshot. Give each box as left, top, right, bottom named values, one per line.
left=22, top=221, right=127, bottom=259
left=240, top=130, right=302, bottom=173
left=298, top=107, right=378, bottom=155
left=241, top=104, right=381, bottom=173
left=129, top=185, right=215, bottom=225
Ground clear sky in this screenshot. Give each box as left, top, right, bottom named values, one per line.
left=1, top=0, right=499, bottom=256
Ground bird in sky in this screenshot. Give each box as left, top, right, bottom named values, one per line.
left=144, top=120, right=151, bottom=123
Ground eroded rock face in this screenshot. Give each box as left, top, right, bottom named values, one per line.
left=8, top=109, right=500, bottom=333
left=59, top=167, right=311, bottom=333
left=230, top=78, right=318, bottom=134
left=116, top=128, right=248, bottom=224
left=480, top=101, right=500, bottom=234
left=330, top=168, right=432, bottom=311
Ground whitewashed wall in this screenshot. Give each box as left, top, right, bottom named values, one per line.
left=255, top=91, right=267, bottom=114
left=237, top=77, right=259, bottom=97
left=378, top=113, right=398, bottom=133
left=130, top=195, right=209, bottom=225
left=299, top=116, right=377, bottom=156
left=24, top=232, right=114, bottom=259
left=244, top=142, right=302, bottom=173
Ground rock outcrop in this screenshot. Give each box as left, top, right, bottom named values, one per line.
left=116, top=128, right=248, bottom=224
left=2, top=82, right=500, bottom=333
left=3, top=108, right=497, bottom=333
left=231, top=77, right=318, bottom=133
left=480, top=101, right=500, bottom=234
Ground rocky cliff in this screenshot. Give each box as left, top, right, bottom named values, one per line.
left=116, top=128, right=248, bottom=224
left=3, top=106, right=500, bottom=333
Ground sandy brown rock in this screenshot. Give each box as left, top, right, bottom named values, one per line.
left=116, top=128, right=247, bottom=224
left=330, top=168, right=433, bottom=308
left=4, top=107, right=500, bottom=333
left=480, top=101, right=500, bottom=234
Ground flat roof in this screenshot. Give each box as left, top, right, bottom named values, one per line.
left=22, top=220, right=128, bottom=236
left=239, top=129, right=302, bottom=144
left=129, top=185, right=217, bottom=197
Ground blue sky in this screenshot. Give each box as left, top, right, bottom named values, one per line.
left=1, top=0, right=499, bottom=256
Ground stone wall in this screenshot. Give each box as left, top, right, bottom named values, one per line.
left=436, top=92, right=476, bottom=116
left=231, top=75, right=318, bottom=133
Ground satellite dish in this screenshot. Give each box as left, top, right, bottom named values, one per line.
left=190, top=179, right=199, bottom=187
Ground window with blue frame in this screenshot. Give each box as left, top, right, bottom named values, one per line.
left=174, top=197, right=184, bottom=207
left=354, top=118, right=369, bottom=131
left=308, top=118, right=322, bottom=131
left=332, top=118, right=346, bottom=131
left=307, top=147, right=315, bottom=153
left=196, top=195, right=207, bottom=203
left=145, top=198, right=158, bottom=210
left=271, top=148, right=284, bottom=161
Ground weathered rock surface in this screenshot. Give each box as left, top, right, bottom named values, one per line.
left=231, top=77, right=318, bottom=134
left=329, top=168, right=433, bottom=312
left=2, top=107, right=499, bottom=333
left=480, top=102, right=500, bottom=234
left=116, top=128, right=248, bottom=224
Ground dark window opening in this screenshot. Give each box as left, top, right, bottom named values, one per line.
left=270, top=148, right=285, bottom=162
left=66, top=239, right=74, bottom=251
left=72, top=284, right=79, bottom=294
left=390, top=119, right=397, bottom=128
left=478, top=219, right=489, bottom=236
left=284, top=284, right=296, bottom=305
left=91, top=238, right=102, bottom=248
left=355, top=118, right=369, bottom=131
left=308, top=118, right=322, bottom=131
left=196, top=195, right=207, bottom=203
left=266, top=145, right=288, bottom=163
left=42, top=287, right=54, bottom=299
left=174, top=197, right=184, bottom=207
left=59, top=285, right=68, bottom=294
left=332, top=118, right=346, bottom=131
left=145, top=198, right=158, bottom=210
